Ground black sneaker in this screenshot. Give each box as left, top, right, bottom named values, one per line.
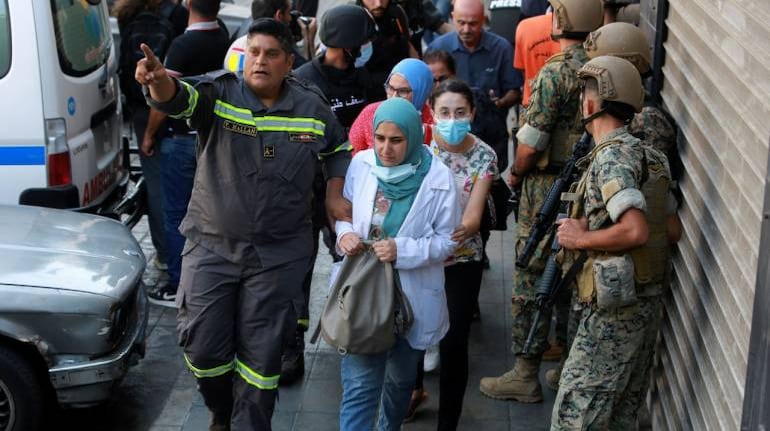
left=279, top=327, right=305, bottom=385
left=148, top=285, right=178, bottom=308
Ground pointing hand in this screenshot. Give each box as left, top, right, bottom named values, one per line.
left=135, top=43, right=167, bottom=86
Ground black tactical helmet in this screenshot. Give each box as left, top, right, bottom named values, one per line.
left=319, top=5, right=377, bottom=49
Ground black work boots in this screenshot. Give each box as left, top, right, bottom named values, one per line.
left=280, top=326, right=305, bottom=385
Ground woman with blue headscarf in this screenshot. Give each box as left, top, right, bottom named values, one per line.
left=348, top=58, right=436, bottom=155
left=335, top=97, right=460, bottom=430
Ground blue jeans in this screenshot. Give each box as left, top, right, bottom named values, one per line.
left=131, top=106, right=167, bottom=264
left=340, top=338, right=423, bottom=431
left=160, top=135, right=196, bottom=288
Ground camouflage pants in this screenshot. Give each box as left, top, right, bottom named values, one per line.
left=511, top=173, right=557, bottom=359
left=551, top=296, right=663, bottom=430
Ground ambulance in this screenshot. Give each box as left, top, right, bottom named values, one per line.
left=0, top=0, right=143, bottom=226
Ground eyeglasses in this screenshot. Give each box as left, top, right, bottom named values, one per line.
left=383, top=83, right=413, bottom=98
left=433, top=75, right=449, bottom=84
left=435, top=108, right=471, bottom=120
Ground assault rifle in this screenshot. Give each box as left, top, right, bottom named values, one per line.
left=515, top=132, right=592, bottom=269
left=521, top=217, right=588, bottom=355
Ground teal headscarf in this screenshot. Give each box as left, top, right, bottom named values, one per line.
left=373, top=97, right=433, bottom=238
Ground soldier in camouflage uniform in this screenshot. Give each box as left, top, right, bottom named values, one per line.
left=583, top=21, right=677, bottom=154
left=552, top=56, right=672, bottom=430
left=478, top=0, right=604, bottom=403
left=542, top=21, right=684, bottom=394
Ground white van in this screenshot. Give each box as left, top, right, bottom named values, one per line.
left=0, top=0, right=143, bottom=226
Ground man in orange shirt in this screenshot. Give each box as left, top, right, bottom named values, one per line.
left=514, top=12, right=560, bottom=108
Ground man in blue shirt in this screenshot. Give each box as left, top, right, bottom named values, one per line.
left=427, top=0, right=521, bottom=170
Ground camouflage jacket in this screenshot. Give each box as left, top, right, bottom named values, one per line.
left=573, top=127, right=646, bottom=231
left=516, top=43, right=589, bottom=153
left=629, top=106, right=676, bottom=154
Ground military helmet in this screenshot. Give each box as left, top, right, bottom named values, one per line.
left=548, top=0, right=604, bottom=38
left=320, top=5, right=376, bottom=49
left=584, top=22, right=652, bottom=74
left=578, top=56, right=644, bottom=113
left=616, top=4, right=641, bottom=25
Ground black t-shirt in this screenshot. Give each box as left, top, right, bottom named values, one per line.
left=395, top=0, right=444, bottom=55
left=293, top=54, right=372, bottom=130
left=360, top=2, right=411, bottom=99
left=164, top=22, right=230, bottom=133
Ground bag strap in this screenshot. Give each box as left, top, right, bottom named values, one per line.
left=310, top=319, right=323, bottom=345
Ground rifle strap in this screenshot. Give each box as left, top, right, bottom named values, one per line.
left=554, top=250, right=589, bottom=293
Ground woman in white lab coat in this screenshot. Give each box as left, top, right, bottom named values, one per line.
left=335, top=97, right=460, bottom=431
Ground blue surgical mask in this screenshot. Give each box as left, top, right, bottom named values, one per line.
left=355, top=42, right=373, bottom=68
left=370, top=161, right=419, bottom=184
left=436, top=119, right=471, bottom=146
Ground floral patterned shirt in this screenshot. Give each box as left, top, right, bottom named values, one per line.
left=369, top=189, right=391, bottom=241
left=431, top=136, right=499, bottom=264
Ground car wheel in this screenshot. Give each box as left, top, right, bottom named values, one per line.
left=0, top=346, right=42, bottom=431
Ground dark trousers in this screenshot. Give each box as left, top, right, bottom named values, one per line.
left=176, top=242, right=309, bottom=430
left=438, top=261, right=483, bottom=431
left=296, top=174, right=341, bottom=330
left=160, top=135, right=196, bottom=288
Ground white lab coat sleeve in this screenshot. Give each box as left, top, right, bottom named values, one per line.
left=335, top=159, right=358, bottom=254
left=393, top=174, right=461, bottom=270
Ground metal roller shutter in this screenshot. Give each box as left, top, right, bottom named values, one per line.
left=641, top=0, right=770, bottom=429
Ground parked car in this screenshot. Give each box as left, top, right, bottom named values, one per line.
left=0, top=204, right=148, bottom=431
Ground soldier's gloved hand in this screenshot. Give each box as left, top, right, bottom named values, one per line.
left=556, top=217, right=588, bottom=250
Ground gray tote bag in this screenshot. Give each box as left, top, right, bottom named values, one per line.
left=316, top=244, right=413, bottom=355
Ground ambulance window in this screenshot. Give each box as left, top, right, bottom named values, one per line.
left=0, top=0, right=9, bottom=79
left=50, top=0, right=112, bottom=77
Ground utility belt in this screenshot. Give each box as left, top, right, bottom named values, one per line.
left=569, top=251, right=665, bottom=309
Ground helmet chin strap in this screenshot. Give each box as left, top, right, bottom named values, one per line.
left=581, top=108, right=606, bottom=128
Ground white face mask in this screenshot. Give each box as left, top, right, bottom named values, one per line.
left=370, top=162, right=418, bottom=184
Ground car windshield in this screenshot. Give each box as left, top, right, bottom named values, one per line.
left=0, top=0, right=9, bottom=79
left=50, top=0, right=111, bottom=77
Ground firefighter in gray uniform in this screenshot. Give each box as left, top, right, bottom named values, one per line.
left=135, top=18, right=351, bottom=431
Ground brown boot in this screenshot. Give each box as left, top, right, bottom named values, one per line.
left=545, top=366, right=561, bottom=391
left=541, top=342, right=564, bottom=362
left=479, top=357, right=543, bottom=403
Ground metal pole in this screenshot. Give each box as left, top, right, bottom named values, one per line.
left=650, top=0, right=669, bottom=105
left=741, top=136, right=770, bottom=430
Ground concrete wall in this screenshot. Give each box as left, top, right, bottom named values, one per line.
left=641, top=0, right=770, bottom=429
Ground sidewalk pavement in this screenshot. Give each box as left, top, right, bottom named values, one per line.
left=131, top=215, right=557, bottom=431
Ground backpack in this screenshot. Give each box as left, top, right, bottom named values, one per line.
left=313, top=244, right=413, bottom=355
left=118, top=2, right=177, bottom=106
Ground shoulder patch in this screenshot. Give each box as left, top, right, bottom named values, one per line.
left=601, top=178, right=623, bottom=203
